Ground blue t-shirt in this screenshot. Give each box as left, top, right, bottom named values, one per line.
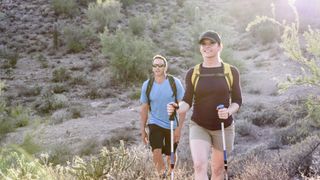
left=140, top=77, right=185, bottom=129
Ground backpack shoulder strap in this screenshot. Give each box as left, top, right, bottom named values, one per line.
left=191, top=64, right=201, bottom=92
left=167, top=74, right=179, bottom=126
left=146, top=77, right=154, bottom=111
left=222, top=62, right=233, bottom=92
left=167, top=74, right=177, bottom=103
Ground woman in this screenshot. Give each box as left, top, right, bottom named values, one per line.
left=167, top=30, right=242, bottom=180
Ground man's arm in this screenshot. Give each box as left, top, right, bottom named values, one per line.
left=140, top=103, right=149, bottom=144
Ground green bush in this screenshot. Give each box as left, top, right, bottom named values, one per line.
left=9, top=105, right=30, bottom=128
left=305, top=97, right=320, bottom=128
left=0, top=48, right=19, bottom=69
left=250, top=21, right=280, bottom=44
left=277, top=122, right=311, bottom=145
left=176, top=0, right=185, bottom=7
left=48, top=144, right=73, bottom=165
left=62, top=24, right=94, bottom=53
left=119, top=0, right=134, bottom=8
left=20, top=134, right=42, bottom=155
left=34, top=90, right=69, bottom=114
left=221, top=46, right=246, bottom=73
left=100, top=30, right=154, bottom=85
left=52, top=67, right=71, bottom=82
left=128, top=16, right=146, bottom=36
left=87, top=0, right=123, bottom=32
left=52, top=0, right=79, bottom=17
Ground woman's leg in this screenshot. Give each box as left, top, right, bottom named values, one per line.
left=190, top=139, right=211, bottom=180
left=211, top=147, right=224, bottom=180
left=210, top=123, right=235, bottom=180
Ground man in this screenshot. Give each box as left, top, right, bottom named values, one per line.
left=140, top=55, right=186, bottom=178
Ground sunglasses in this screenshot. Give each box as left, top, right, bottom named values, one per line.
left=152, top=64, right=165, bottom=68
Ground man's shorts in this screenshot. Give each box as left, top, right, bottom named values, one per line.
left=148, top=124, right=178, bottom=155
left=189, top=120, right=235, bottom=153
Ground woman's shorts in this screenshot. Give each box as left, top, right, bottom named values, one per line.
left=189, top=120, right=235, bottom=153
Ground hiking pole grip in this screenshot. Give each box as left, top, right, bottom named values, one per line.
left=169, top=103, right=178, bottom=121
left=217, top=104, right=228, bottom=180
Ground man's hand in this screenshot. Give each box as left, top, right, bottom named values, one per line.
left=141, top=129, right=148, bottom=145
left=167, top=102, right=178, bottom=116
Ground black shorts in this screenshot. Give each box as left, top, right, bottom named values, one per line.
left=148, top=124, right=178, bottom=155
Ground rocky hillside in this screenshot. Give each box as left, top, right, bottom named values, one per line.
left=1, top=0, right=319, bottom=179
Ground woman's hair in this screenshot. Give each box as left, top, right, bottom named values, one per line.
left=153, top=54, right=167, bottom=67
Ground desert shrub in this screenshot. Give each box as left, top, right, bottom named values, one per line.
left=305, top=96, right=320, bottom=128
left=150, top=16, right=160, bottom=33
left=236, top=120, right=258, bottom=137
left=69, top=73, right=89, bottom=86
left=221, top=46, right=246, bottom=73
left=100, top=30, right=154, bottom=85
left=51, top=109, right=72, bottom=124
left=128, top=16, right=146, bottom=36
left=52, top=0, right=79, bottom=17
left=19, top=134, right=42, bottom=155
left=36, top=54, right=48, bottom=68
left=176, top=0, right=185, bottom=7
left=277, top=122, right=311, bottom=145
left=9, top=105, right=30, bottom=128
left=48, top=144, right=73, bottom=165
left=79, top=138, right=100, bottom=156
left=279, top=135, right=320, bottom=177
left=0, top=147, right=50, bottom=179
left=87, top=0, right=123, bottom=32
left=248, top=88, right=262, bottom=95
left=68, top=105, right=83, bottom=119
left=0, top=104, right=31, bottom=138
left=89, top=58, right=103, bottom=71
left=102, top=127, right=137, bottom=147
left=119, top=0, right=134, bottom=8
left=78, top=0, right=95, bottom=6
left=129, top=88, right=141, bottom=100
left=233, top=155, right=289, bottom=180
left=250, top=21, right=280, bottom=44
left=62, top=24, right=94, bottom=53
left=250, top=109, right=281, bottom=126
left=0, top=48, right=19, bottom=69
left=50, top=83, right=69, bottom=94
left=17, top=85, right=41, bottom=97
left=51, top=67, right=71, bottom=82
left=34, top=90, right=69, bottom=114
left=247, top=1, right=320, bottom=88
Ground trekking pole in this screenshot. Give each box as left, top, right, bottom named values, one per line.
left=217, top=104, right=228, bottom=180
left=169, top=106, right=177, bottom=180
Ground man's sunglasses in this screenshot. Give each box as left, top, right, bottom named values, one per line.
left=152, top=64, right=165, bottom=68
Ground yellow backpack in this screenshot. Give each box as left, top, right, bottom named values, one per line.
left=191, top=62, right=233, bottom=92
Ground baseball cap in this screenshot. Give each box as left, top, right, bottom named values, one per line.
left=198, top=30, right=221, bottom=44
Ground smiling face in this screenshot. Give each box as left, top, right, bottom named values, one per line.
left=152, top=58, right=166, bottom=77
left=199, top=39, right=222, bottom=59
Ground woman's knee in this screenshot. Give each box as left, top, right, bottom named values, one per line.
left=212, top=163, right=224, bottom=176
left=193, top=159, right=208, bottom=172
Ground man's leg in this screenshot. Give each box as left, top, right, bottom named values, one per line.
left=152, top=148, right=165, bottom=174
left=149, top=124, right=166, bottom=175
